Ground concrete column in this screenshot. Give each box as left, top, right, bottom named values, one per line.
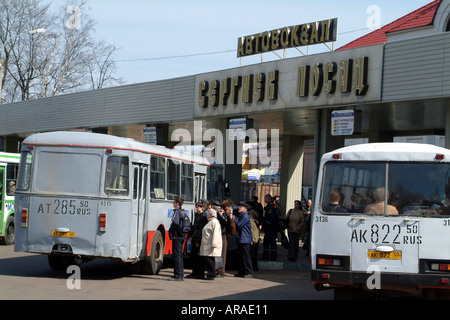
left=445, top=101, right=450, bottom=149
left=279, top=135, right=304, bottom=217
left=220, top=118, right=242, bottom=204
left=319, top=109, right=346, bottom=156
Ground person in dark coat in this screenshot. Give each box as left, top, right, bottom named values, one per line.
left=168, top=197, right=186, bottom=281
left=233, top=202, right=253, bottom=278
left=216, top=200, right=229, bottom=277
left=248, top=196, right=264, bottom=225
left=261, top=194, right=279, bottom=260
left=186, top=201, right=207, bottom=279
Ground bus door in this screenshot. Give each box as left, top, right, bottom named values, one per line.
left=351, top=216, right=420, bottom=274
left=0, top=167, right=4, bottom=235
left=130, top=163, right=148, bottom=259
left=194, top=173, right=206, bottom=203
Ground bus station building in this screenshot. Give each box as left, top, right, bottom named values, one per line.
left=2, top=0, right=450, bottom=215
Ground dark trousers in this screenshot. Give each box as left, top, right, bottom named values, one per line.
left=172, top=238, right=184, bottom=279
left=262, top=227, right=277, bottom=260
left=250, top=241, right=259, bottom=271
left=203, top=256, right=216, bottom=278
left=217, top=235, right=227, bottom=275
left=238, top=243, right=253, bottom=276
left=288, top=231, right=300, bottom=261
left=190, top=242, right=204, bottom=277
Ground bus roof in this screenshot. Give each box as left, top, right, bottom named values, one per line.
left=22, top=131, right=212, bottom=166
left=322, top=142, right=450, bottom=163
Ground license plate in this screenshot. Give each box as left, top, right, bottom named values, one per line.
left=51, top=230, right=76, bottom=238
left=367, top=250, right=402, bottom=260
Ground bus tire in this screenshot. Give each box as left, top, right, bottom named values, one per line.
left=0, top=215, right=14, bottom=245
left=142, top=230, right=164, bottom=275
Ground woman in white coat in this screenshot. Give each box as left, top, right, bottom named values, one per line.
left=200, top=208, right=223, bottom=280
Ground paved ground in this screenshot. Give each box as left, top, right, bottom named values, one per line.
left=0, top=242, right=332, bottom=301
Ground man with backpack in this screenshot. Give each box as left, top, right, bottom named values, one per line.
left=168, top=197, right=190, bottom=281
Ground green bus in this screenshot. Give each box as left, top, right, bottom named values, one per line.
left=0, top=152, right=20, bottom=245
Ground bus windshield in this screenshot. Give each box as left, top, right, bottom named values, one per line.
left=321, top=161, right=450, bottom=216
left=35, top=151, right=102, bottom=195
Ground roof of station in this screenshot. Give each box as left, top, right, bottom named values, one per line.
left=338, top=0, right=442, bottom=50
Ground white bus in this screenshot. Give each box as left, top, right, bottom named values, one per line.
left=0, top=152, right=20, bottom=245
left=311, top=143, right=450, bottom=299
left=14, top=131, right=223, bottom=274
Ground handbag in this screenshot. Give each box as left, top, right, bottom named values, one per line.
left=214, top=256, right=224, bottom=270
left=227, top=214, right=238, bottom=235
left=278, top=218, right=289, bottom=231
left=280, top=232, right=289, bottom=249
left=278, top=209, right=291, bottom=231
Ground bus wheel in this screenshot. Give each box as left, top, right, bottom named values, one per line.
left=0, top=216, right=14, bottom=245
left=142, top=230, right=164, bottom=275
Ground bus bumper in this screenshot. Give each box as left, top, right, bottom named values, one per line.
left=311, top=269, right=450, bottom=291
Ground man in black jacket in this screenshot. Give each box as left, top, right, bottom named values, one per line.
left=168, top=197, right=187, bottom=281
left=261, top=194, right=279, bottom=261
left=216, top=200, right=229, bottom=277
left=186, top=201, right=207, bottom=279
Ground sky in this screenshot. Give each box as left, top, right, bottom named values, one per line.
left=61, top=0, right=434, bottom=85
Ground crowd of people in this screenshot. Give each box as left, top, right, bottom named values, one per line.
left=168, top=194, right=311, bottom=281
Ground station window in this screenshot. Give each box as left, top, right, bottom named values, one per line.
left=150, top=157, right=165, bottom=199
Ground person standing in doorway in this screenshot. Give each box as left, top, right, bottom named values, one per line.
left=287, top=200, right=306, bottom=262
left=261, top=194, right=279, bottom=261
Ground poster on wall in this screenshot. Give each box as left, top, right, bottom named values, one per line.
left=331, top=110, right=362, bottom=136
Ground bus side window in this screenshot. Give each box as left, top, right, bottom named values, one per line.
left=150, top=157, right=165, bottom=199
left=105, top=156, right=129, bottom=196
left=133, top=167, right=139, bottom=199
left=6, top=164, right=18, bottom=196
left=17, top=152, right=32, bottom=191
left=167, top=160, right=180, bottom=200
left=181, top=163, right=193, bottom=202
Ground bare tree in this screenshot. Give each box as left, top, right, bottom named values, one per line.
left=0, top=0, right=54, bottom=101
left=88, top=41, right=123, bottom=90
left=0, top=0, right=122, bottom=103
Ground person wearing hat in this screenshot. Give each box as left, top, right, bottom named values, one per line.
left=186, top=201, right=207, bottom=279
left=216, top=200, right=229, bottom=277
left=261, top=194, right=279, bottom=260
left=232, top=202, right=253, bottom=278
left=199, top=207, right=222, bottom=280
